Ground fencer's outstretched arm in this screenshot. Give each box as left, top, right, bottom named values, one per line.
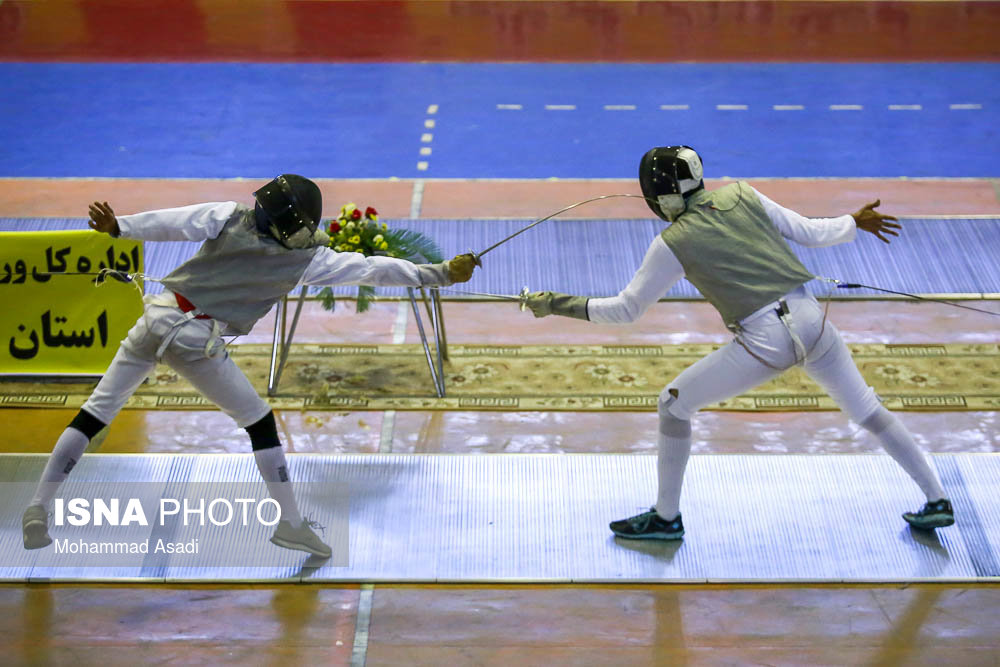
left=300, top=248, right=476, bottom=289
left=586, top=237, right=683, bottom=324
left=753, top=188, right=901, bottom=246
left=108, top=201, right=240, bottom=243
left=525, top=236, right=683, bottom=323
left=751, top=187, right=858, bottom=248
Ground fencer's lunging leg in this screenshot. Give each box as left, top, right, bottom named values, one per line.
left=803, top=323, right=947, bottom=502
left=31, top=314, right=159, bottom=511
left=30, top=409, right=106, bottom=509
left=25, top=409, right=108, bottom=549
left=246, top=411, right=332, bottom=558
left=860, top=407, right=946, bottom=502
left=246, top=411, right=303, bottom=529
left=656, top=390, right=692, bottom=521
left=611, top=340, right=783, bottom=539
left=647, top=341, right=781, bottom=524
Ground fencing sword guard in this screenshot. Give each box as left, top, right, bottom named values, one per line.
left=518, top=286, right=529, bottom=312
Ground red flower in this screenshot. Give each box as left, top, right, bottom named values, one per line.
left=365, top=206, right=378, bottom=218
left=329, top=221, right=341, bottom=233
left=351, top=208, right=362, bottom=220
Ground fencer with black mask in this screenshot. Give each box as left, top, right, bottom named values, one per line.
left=253, top=174, right=331, bottom=249
left=525, top=146, right=953, bottom=540
left=23, top=174, right=478, bottom=557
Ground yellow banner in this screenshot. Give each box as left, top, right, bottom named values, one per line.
left=1, top=230, right=144, bottom=375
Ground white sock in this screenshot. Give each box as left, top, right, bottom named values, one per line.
left=863, top=408, right=946, bottom=502
left=253, top=446, right=303, bottom=528
left=31, top=427, right=89, bottom=508
left=656, top=430, right=691, bottom=520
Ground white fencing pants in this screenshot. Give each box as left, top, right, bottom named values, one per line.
left=81, top=303, right=271, bottom=428
left=654, top=286, right=944, bottom=519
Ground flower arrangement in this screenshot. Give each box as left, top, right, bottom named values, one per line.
left=318, top=203, right=444, bottom=313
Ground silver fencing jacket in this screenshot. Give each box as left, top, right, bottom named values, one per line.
left=117, top=201, right=451, bottom=336
left=159, top=206, right=315, bottom=334
left=586, top=185, right=857, bottom=326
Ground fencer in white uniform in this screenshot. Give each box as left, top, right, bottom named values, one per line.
left=23, top=174, right=477, bottom=556
left=525, top=146, right=954, bottom=540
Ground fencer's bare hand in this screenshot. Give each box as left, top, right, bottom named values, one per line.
left=88, top=201, right=121, bottom=236
left=447, top=253, right=477, bottom=283
left=852, top=199, right=900, bottom=244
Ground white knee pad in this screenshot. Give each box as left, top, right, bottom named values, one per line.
left=658, top=387, right=692, bottom=436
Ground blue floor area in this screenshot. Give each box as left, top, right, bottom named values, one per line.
left=5, top=217, right=999, bottom=300
left=1, top=63, right=997, bottom=179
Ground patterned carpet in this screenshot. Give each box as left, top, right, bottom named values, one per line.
left=2, top=343, right=998, bottom=412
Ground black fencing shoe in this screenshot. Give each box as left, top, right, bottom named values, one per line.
left=22, top=504, right=52, bottom=550
left=903, top=499, right=955, bottom=530
left=610, top=508, right=684, bottom=540
left=270, top=518, right=332, bottom=558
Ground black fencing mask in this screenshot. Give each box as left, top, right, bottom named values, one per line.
left=638, top=146, right=704, bottom=222
left=253, top=174, right=328, bottom=249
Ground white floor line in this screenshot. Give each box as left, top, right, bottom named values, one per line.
left=392, top=300, right=408, bottom=344
left=409, top=179, right=425, bottom=219
left=350, top=583, right=375, bottom=667
left=382, top=234, right=410, bottom=458
left=379, top=411, right=396, bottom=454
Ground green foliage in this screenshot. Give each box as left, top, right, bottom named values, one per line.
left=320, top=204, right=443, bottom=313
left=382, top=228, right=444, bottom=264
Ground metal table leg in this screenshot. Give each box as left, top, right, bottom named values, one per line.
left=266, top=286, right=447, bottom=398
left=433, top=286, right=449, bottom=361
left=428, top=288, right=446, bottom=382
left=408, top=287, right=445, bottom=397
left=418, top=287, right=449, bottom=363
left=267, top=285, right=308, bottom=396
